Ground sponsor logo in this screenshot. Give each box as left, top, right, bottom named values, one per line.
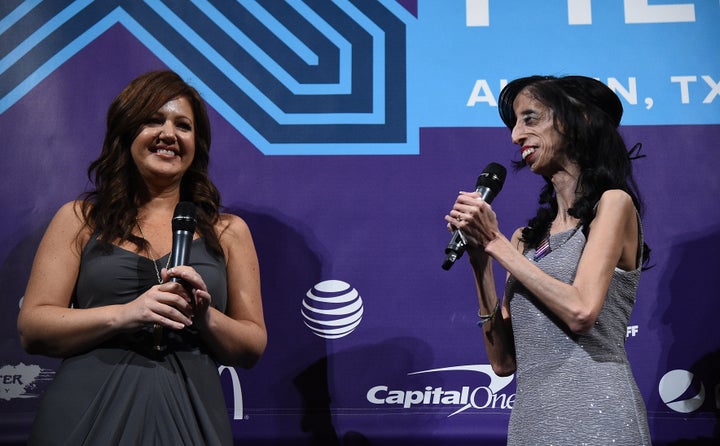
left=301, top=280, right=364, bottom=339
left=1, top=363, right=247, bottom=420
left=218, top=366, right=244, bottom=420
left=367, top=364, right=515, bottom=417
left=659, top=369, right=705, bottom=413
left=466, top=0, right=696, bottom=27
left=0, top=363, right=54, bottom=401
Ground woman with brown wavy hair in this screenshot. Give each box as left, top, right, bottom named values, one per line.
left=18, top=70, right=266, bottom=445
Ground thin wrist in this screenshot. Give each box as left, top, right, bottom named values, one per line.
left=477, top=301, right=500, bottom=326
left=483, top=233, right=506, bottom=257
left=468, top=247, right=490, bottom=265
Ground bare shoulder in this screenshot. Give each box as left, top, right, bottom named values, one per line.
left=594, top=191, right=641, bottom=270
left=41, top=200, right=91, bottom=255
left=52, top=200, right=90, bottom=236
left=216, top=213, right=258, bottom=269
left=54, top=200, right=84, bottom=220
left=596, top=190, right=636, bottom=217
left=216, top=213, right=253, bottom=244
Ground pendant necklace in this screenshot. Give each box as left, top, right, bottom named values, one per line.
left=136, top=218, right=171, bottom=284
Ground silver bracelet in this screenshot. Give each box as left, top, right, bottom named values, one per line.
left=477, top=301, right=500, bottom=326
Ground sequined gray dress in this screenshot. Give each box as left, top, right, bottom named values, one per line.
left=505, top=224, right=651, bottom=445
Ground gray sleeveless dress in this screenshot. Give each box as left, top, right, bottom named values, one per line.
left=505, top=223, right=651, bottom=445
left=28, top=235, right=233, bottom=445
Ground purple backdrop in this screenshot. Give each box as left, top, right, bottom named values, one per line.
left=1, top=3, right=719, bottom=445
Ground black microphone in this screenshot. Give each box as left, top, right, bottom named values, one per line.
left=169, top=201, right=197, bottom=282
left=154, top=201, right=197, bottom=352
left=442, top=163, right=507, bottom=270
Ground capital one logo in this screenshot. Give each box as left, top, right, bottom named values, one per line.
left=658, top=369, right=705, bottom=413
left=367, top=364, right=515, bottom=417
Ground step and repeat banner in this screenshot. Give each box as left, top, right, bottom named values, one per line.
left=1, top=1, right=719, bottom=444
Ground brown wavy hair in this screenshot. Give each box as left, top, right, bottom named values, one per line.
left=81, top=70, right=223, bottom=258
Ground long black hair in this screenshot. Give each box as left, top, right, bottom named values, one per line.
left=498, top=75, right=650, bottom=265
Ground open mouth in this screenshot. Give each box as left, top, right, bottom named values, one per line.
left=521, top=147, right=536, bottom=161
left=151, top=146, right=179, bottom=157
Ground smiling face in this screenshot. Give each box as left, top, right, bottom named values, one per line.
left=510, top=90, right=569, bottom=175
left=130, top=96, right=196, bottom=186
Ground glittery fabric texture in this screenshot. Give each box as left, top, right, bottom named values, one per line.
left=506, top=225, right=651, bottom=445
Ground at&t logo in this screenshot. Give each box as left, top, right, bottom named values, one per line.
left=301, top=280, right=364, bottom=339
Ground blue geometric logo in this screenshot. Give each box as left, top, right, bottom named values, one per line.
left=0, top=0, right=414, bottom=155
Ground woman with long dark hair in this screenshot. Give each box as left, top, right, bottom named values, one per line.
left=446, top=75, right=651, bottom=445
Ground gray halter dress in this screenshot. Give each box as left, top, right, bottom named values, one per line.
left=28, top=235, right=233, bottom=445
left=505, top=223, right=651, bottom=445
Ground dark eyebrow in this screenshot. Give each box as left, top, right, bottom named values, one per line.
left=149, top=110, right=193, bottom=123
left=518, top=109, right=539, bottom=119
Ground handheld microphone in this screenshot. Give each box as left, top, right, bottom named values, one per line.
left=442, top=163, right=507, bottom=270
left=154, top=201, right=197, bottom=351
left=169, top=201, right=197, bottom=282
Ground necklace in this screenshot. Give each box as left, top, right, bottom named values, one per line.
left=136, top=218, right=171, bottom=284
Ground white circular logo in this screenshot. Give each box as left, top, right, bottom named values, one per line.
left=301, top=280, right=364, bottom=339
left=658, top=369, right=705, bottom=413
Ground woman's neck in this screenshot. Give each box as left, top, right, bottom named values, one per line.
left=549, top=167, right=581, bottom=232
